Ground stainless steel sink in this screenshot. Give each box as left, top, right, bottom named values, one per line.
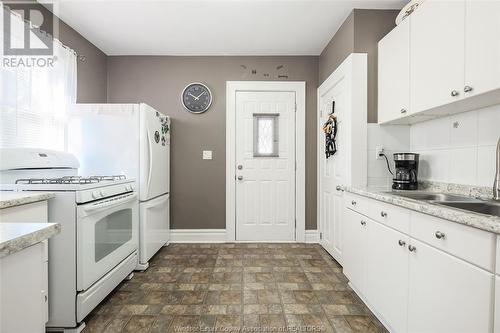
left=436, top=201, right=500, bottom=217
left=384, top=192, right=476, bottom=202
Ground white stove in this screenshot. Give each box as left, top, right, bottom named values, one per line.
left=6, top=176, right=136, bottom=203
left=0, top=148, right=139, bottom=333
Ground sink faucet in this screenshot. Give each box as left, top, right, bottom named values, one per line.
left=495, top=137, right=500, bottom=201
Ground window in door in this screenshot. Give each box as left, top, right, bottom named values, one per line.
left=253, top=113, right=279, bottom=157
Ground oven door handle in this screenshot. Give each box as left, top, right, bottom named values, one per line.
left=82, top=193, right=138, bottom=212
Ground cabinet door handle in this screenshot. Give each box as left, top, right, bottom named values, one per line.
left=336, top=185, right=343, bottom=192
left=360, top=220, right=366, bottom=226
left=435, top=231, right=446, bottom=239
left=351, top=200, right=357, bottom=206
left=451, top=90, right=459, bottom=97
left=398, top=240, right=406, bottom=247
left=380, top=211, right=387, bottom=218
left=400, top=108, right=407, bottom=114
left=408, top=245, right=417, bottom=252
left=464, top=85, right=473, bottom=93
left=237, top=176, right=243, bottom=181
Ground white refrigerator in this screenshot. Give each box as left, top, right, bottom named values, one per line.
left=67, top=103, right=170, bottom=269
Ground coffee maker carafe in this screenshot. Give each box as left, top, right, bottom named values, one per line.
left=392, top=153, right=419, bottom=190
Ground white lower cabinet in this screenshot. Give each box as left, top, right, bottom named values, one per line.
left=342, top=194, right=496, bottom=333
left=0, top=242, right=47, bottom=333
left=342, top=207, right=367, bottom=294
left=365, top=221, right=409, bottom=333
left=495, top=277, right=500, bottom=333
left=407, top=238, right=494, bottom=333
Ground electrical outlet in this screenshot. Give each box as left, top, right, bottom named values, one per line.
left=375, top=146, right=385, bottom=160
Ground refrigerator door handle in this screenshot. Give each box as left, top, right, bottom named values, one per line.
left=146, top=129, right=153, bottom=193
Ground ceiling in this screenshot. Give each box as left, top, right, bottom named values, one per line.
left=46, top=0, right=406, bottom=56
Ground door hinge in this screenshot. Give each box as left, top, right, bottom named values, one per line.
left=319, top=232, right=323, bottom=240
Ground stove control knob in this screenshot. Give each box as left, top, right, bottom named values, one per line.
left=100, top=190, right=106, bottom=197
left=92, top=191, right=99, bottom=199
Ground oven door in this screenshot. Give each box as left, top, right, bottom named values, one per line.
left=77, top=192, right=138, bottom=291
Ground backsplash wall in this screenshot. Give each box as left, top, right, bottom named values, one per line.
left=367, top=124, right=410, bottom=187
left=410, top=104, right=500, bottom=187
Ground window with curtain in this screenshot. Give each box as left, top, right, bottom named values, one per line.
left=0, top=6, right=77, bottom=150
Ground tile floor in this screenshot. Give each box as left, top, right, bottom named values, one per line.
left=84, top=244, right=387, bottom=333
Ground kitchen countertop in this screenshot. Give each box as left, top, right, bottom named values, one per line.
left=345, top=186, right=500, bottom=234
left=0, top=223, right=60, bottom=258
left=0, top=191, right=55, bottom=209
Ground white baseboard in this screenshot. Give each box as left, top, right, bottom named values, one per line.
left=169, top=229, right=320, bottom=243
left=170, top=229, right=227, bottom=243
left=305, top=230, right=319, bottom=243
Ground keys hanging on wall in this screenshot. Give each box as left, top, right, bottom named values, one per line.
left=322, top=101, right=338, bottom=158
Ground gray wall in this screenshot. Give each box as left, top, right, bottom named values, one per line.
left=319, top=9, right=398, bottom=122
left=318, top=12, right=355, bottom=84
left=107, top=56, right=319, bottom=230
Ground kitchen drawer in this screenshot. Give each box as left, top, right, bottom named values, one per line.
left=369, top=200, right=410, bottom=234
left=344, top=193, right=374, bottom=217
left=410, top=212, right=495, bottom=271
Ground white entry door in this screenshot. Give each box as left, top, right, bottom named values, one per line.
left=235, top=91, right=296, bottom=241
left=318, top=71, right=348, bottom=263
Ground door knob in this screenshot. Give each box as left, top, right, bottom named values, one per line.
left=237, top=176, right=243, bottom=181
left=451, top=90, right=459, bottom=97
left=237, top=165, right=243, bottom=170
left=400, top=108, right=407, bottom=114
left=398, top=240, right=406, bottom=247
left=408, top=245, right=417, bottom=252
left=464, top=85, right=473, bottom=93
left=380, top=211, right=387, bottom=218
left=336, top=185, right=342, bottom=191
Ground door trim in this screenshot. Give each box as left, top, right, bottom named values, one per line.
left=226, top=81, right=306, bottom=242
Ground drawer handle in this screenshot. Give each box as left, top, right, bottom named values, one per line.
left=408, top=245, right=417, bottom=252
left=360, top=220, right=366, bottom=226
left=435, top=231, right=446, bottom=240
left=380, top=211, right=387, bottom=218
left=351, top=200, right=357, bottom=206
left=398, top=240, right=406, bottom=247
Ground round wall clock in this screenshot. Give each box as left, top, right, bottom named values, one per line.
left=181, top=82, right=213, bottom=114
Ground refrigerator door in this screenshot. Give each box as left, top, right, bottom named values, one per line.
left=139, top=193, right=170, bottom=264
left=139, top=103, right=170, bottom=201
left=67, top=104, right=140, bottom=179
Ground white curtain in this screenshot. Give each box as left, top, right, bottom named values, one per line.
left=0, top=6, right=77, bottom=150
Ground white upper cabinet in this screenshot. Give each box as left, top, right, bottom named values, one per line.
left=464, top=0, right=500, bottom=97
left=378, top=0, right=500, bottom=125
left=378, top=15, right=411, bottom=123
left=410, top=0, right=465, bottom=113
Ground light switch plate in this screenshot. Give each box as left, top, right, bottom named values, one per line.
left=203, top=150, right=213, bottom=160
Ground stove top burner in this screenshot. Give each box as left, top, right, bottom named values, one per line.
left=15, top=175, right=126, bottom=185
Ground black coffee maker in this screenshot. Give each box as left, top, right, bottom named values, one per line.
left=392, top=153, right=419, bottom=190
